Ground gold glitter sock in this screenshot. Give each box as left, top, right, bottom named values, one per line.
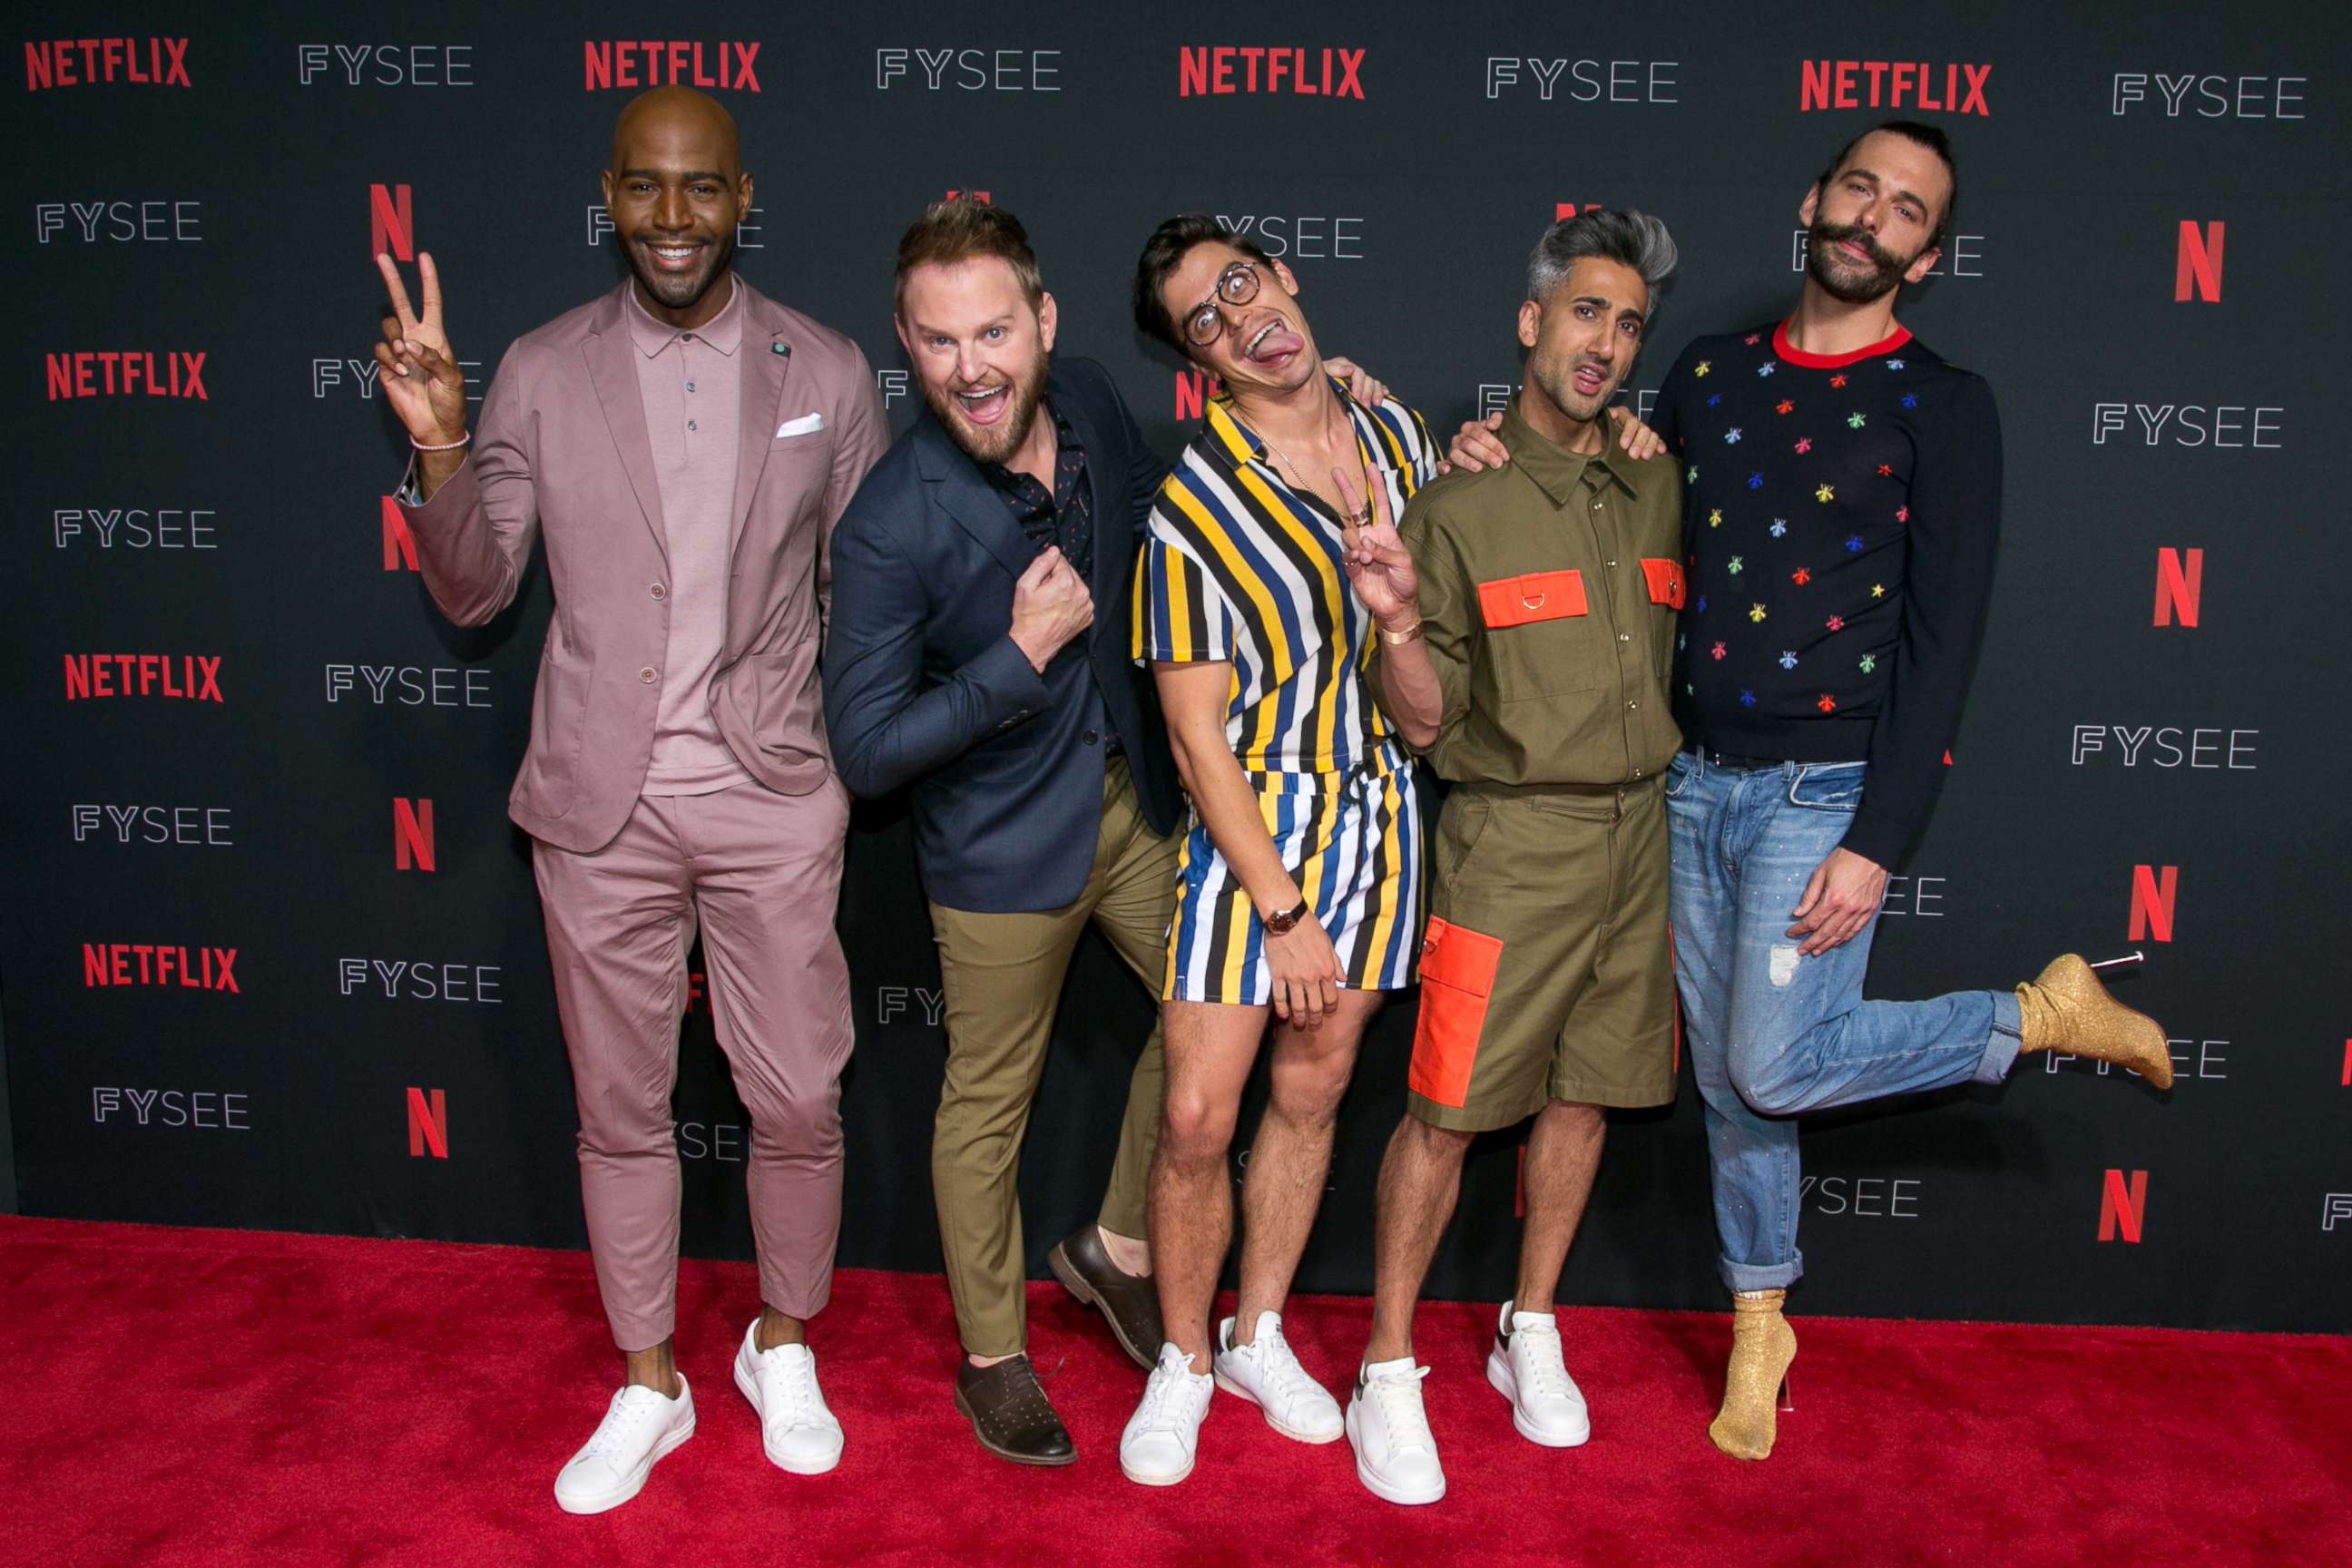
left=1709, top=1288, right=1796, bottom=1462
left=2014, top=954, right=2173, bottom=1090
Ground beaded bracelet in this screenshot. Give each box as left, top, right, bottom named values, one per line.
left=410, top=431, right=471, bottom=452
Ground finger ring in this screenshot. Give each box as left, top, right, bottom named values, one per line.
left=1350, top=505, right=1372, bottom=524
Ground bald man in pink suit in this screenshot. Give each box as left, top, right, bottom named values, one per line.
left=371, top=88, right=885, bottom=1514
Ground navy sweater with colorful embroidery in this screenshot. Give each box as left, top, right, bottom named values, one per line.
left=1650, top=320, right=2002, bottom=867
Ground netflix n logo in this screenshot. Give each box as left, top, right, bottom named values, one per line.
left=1175, top=368, right=1226, bottom=420
left=2129, top=865, right=2177, bottom=944
left=2153, top=548, right=2202, bottom=627
left=371, top=183, right=413, bottom=260
left=83, top=943, right=239, bottom=992
left=2097, top=1168, right=2148, bottom=1243
left=583, top=41, right=761, bottom=93
left=1799, top=60, right=1989, bottom=115
left=44, top=351, right=207, bottom=401
left=2176, top=221, right=2223, bottom=303
left=407, top=1088, right=447, bottom=1159
left=394, top=798, right=435, bottom=871
left=24, top=39, right=190, bottom=90
left=63, top=653, right=221, bottom=702
left=382, top=497, right=417, bottom=571
left=1180, top=46, right=1366, bottom=100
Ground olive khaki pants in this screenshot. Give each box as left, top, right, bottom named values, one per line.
left=926, top=758, right=1178, bottom=1357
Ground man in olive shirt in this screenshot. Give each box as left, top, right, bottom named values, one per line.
left=1338, top=211, right=1684, bottom=1505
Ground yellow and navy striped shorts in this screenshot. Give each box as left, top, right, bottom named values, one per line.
left=1162, top=741, right=1425, bottom=1004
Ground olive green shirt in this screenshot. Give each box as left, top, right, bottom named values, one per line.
left=1390, top=397, right=1686, bottom=788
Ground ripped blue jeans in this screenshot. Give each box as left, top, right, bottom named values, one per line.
left=1664, top=751, right=2021, bottom=1291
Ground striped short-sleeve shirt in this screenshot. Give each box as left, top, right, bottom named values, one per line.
left=1133, top=384, right=1440, bottom=775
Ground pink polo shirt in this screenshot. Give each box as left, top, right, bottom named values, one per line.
left=628, top=277, right=752, bottom=795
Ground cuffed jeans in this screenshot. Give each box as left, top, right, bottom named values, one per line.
left=1664, top=750, right=2021, bottom=1292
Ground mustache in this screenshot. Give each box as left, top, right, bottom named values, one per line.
left=1810, top=220, right=1903, bottom=270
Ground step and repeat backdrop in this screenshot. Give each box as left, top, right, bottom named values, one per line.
left=5, top=2, right=2347, bottom=1333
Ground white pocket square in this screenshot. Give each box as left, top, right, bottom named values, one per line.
left=776, top=412, right=826, bottom=437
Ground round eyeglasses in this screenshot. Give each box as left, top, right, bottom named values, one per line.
left=1183, top=260, right=1264, bottom=348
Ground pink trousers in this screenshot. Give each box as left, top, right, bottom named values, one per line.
left=532, top=779, right=853, bottom=1351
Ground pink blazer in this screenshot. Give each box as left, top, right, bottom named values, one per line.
left=399, top=279, right=887, bottom=852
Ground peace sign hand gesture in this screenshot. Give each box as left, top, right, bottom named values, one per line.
left=1334, top=464, right=1418, bottom=632
left=372, top=250, right=466, bottom=446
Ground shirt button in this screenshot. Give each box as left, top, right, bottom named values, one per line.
left=1606, top=559, right=1619, bottom=568
left=687, top=419, right=698, bottom=432
left=651, top=583, right=666, bottom=601
left=1592, top=500, right=1604, bottom=512
left=1627, top=701, right=1639, bottom=710
left=1082, top=729, right=1100, bottom=747
left=639, top=667, right=658, bottom=684
left=1619, top=632, right=1631, bottom=642
left=1634, top=768, right=1645, bottom=779
left=686, top=381, right=696, bottom=393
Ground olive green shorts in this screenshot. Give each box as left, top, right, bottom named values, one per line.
left=1406, top=778, right=1677, bottom=1132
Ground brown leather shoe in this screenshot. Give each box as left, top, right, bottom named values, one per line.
left=953, top=1354, right=1075, bottom=1466
left=1047, top=1225, right=1161, bottom=1371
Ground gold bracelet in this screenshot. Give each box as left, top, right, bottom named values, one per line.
left=1377, top=620, right=1423, bottom=645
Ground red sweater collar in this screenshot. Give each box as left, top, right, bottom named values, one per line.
left=1771, top=317, right=1912, bottom=369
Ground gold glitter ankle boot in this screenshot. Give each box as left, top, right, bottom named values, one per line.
left=1708, top=1289, right=1796, bottom=1461
left=2014, top=955, right=2172, bottom=1090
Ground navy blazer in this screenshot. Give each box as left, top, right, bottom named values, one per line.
left=823, top=358, right=1183, bottom=913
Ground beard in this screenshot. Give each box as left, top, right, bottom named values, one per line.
left=924, top=348, right=1052, bottom=466
left=624, top=228, right=737, bottom=313
left=1804, top=218, right=1923, bottom=304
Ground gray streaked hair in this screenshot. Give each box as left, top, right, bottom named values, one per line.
left=1527, top=209, right=1678, bottom=322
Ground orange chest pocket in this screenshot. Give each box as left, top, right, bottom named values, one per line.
left=1641, top=558, right=1687, bottom=609
left=1475, top=570, right=1587, bottom=629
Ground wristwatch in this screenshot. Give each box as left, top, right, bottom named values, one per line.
left=1263, top=897, right=1310, bottom=936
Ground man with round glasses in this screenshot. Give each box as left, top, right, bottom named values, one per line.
left=1115, top=215, right=1441, bottom=1486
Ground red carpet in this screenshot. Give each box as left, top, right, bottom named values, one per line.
left=3, top=1217, right=2346, bottom=1567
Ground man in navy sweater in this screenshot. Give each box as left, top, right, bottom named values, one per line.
left=1447, top=122, right=2171, bottom=1463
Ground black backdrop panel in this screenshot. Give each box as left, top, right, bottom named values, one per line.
left=5, top=1, right=2348, bottom=1332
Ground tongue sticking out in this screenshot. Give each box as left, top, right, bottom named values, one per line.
left=1243, top=325, right=1303, bottom=365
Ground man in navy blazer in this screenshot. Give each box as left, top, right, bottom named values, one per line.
left=823, top=201, right=1184, bottom=1466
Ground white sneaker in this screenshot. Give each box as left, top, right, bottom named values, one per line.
left=732, top=1319, right=845, bottom=1475
left=1120, top=1343, right=1214, bottom=1486
left=1346, top=1357, right=1445, bottom=1506
left=1485, top=1299, right=1590, bottom=1447
left=1213, top=1311, right=1344, bottom=1444
left=552, top=1375, right=696, bottom=1514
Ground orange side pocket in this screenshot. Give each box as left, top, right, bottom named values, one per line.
left=1407, top=916, right=1505, bottom=1109
left=1475, top=571, right=1586, bottom=629
left=1641, top=558, right=1687, bottom=608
